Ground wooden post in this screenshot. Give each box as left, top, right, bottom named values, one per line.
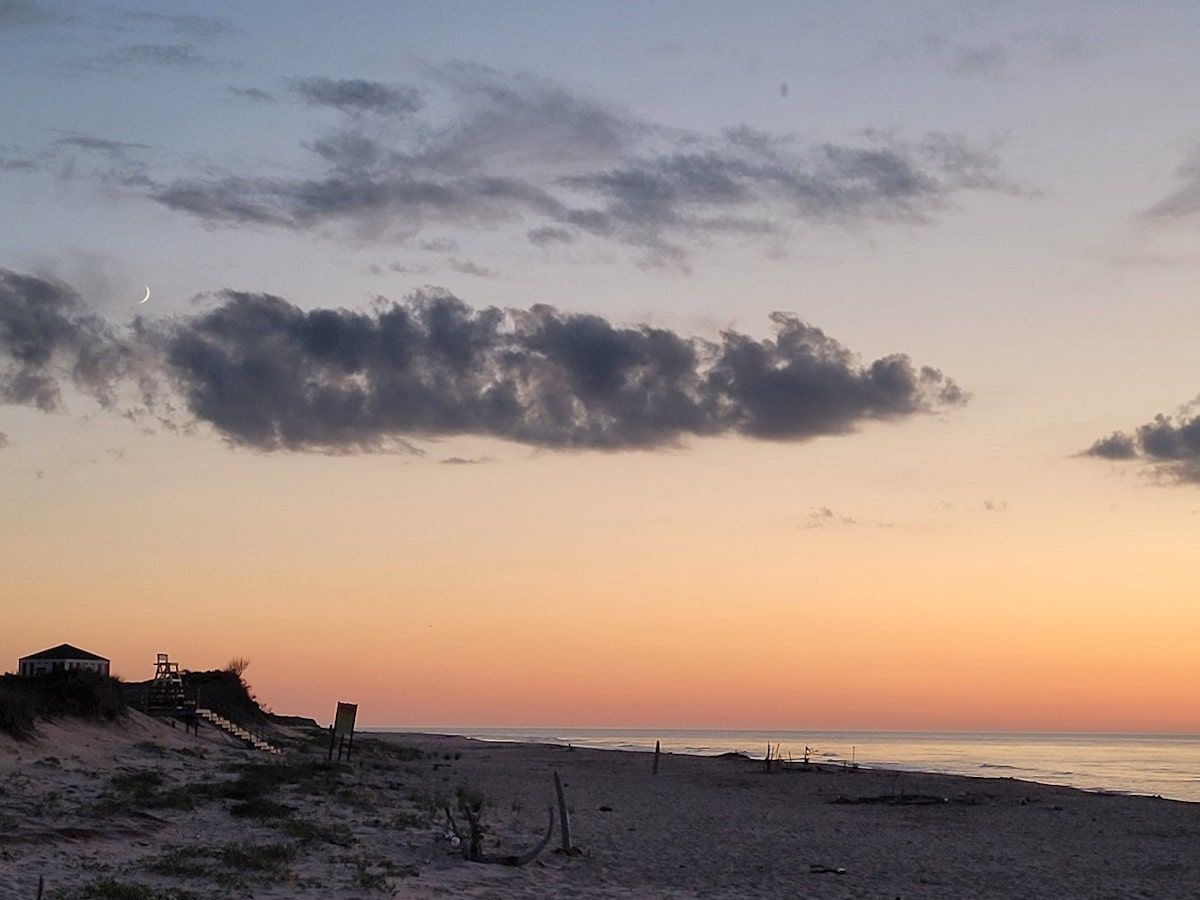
left=652, top=739, right=660, bottom=775
left=37, top=875, right=44, bottom=900
left=553, top=770, right=572, bottom=853
left=327, top=725, right=336, bottom=762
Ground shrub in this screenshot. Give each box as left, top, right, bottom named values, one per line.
left=0, top=670, right=125, bottom=739
left=0, top=686, right=36, bottom=739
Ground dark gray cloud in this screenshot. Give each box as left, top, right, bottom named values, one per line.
left=441, top=456, right=490, bottom=465
left=99, top=43, right=211, bottom=68
left=137, top=64, right=1018, bottom=267
left=1144, top=149, right=1200, bottom=223
left=0, top=431, right=8, bottom=449
left=2, top=268, right=966, bottom=454
left=1083, top=431, right=1138, bottom=460
left=1083, top=406, right=1200, bottom=483
left=292, top=77, right=422, bottom=117
left=0, top=268, right=146, bottom=412
left=162, top=290, right=965, bottom=452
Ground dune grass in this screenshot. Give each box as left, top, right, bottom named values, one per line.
left=0, top=670, right=125, bottom=739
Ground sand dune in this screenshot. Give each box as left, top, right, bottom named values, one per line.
left=2, top=719, right=1198, bottom=898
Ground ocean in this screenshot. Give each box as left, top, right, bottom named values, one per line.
left=376, top=727, right=1200, bottom=803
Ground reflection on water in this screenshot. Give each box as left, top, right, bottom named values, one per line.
left=376, top=727, right=1200, bottom=802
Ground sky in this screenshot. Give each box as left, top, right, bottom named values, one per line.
left=2, top=1, right=1200, bottom=732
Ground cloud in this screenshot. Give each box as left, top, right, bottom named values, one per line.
left=922, top=34, right=1009, bottom=77
left=527, top=226, right=575, bottom=246
left=0, top=0, right=54, bottom=30
left=113, top=11, right=233, bottom=40
left=1144, top=148, right=1200, bottom=223
left=229, top=86, right=274, bottom=103
left=982, top=499, right=1007, bottom=512
left=801, top=506, right=858, bottom=529
left=292, top=77, right=422, bottom=117
left=1083, top=431, right=1138, bottom=460
left=54, top=132, right=150, bottom=158
left=0, top=431, right=8, bottom=449
left=440, top=456, right=490, bottom=465
left=801, top=505, right=898, bottom=529
left=98, top=43, right=213, bottom=69
left=370, top=261, right=434, bottom=276
left=2, top=268, right=966, bottom=454
left=0, top=155, right=38, bottom=172
left=1083, top=403, right=1200, bottom=483
left=162, top=290, right=965, bottom=452
left=138, top=65, right=1018, bottom=267
left=447, top=258, right=496, bottom=277
left=0, top=268, right=148, bottom=412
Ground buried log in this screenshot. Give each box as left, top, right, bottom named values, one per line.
left=554, top=770, right=572, bottom=853
left=444, top=804, right=556, bottom=867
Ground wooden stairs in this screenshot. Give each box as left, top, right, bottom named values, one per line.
left=196, top=708, right=282, bottom=754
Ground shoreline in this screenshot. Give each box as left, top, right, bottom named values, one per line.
left=3, top=716, right=1199, bottom=898
left=369, top=726, right=1200, bottom=804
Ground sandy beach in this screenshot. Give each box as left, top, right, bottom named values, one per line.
left=2, top=715, right=1198, bottom=899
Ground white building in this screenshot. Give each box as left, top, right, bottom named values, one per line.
left=18, top=644, right=110, bottom=677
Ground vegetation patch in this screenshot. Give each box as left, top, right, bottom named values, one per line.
left=82, top=880, right=197, bottom=900
left=217, top=842, right=296, bottom=874
left=231, top=796, right=295, bottom=818
left=0, top=671, right=125, bottom=739
left=147, top=847, right=211, bottom=878
left=278, top=816, right=355, bottom=846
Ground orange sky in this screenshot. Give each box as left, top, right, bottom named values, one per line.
left=3, top=415, right=1197, bottom=733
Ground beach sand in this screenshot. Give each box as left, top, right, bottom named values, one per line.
left=2, top=717, right=1198, bottom=898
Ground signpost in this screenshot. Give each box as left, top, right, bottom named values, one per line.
left=328, top=701, right=358, bottom=762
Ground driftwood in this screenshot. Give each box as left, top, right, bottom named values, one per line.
left=764, top=742, right=783, bottom=773
left=444, top=804, right=555, bottom=866
left=831, top=794, right=947, bottom=806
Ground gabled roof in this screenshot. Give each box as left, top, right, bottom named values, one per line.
left=20, top=643, right=108, bottom=662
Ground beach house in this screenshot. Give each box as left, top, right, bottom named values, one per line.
left=18, top=644, right=110, bottom=677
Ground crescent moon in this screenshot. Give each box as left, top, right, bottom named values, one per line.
left=139, top=285, right=150, bottom=304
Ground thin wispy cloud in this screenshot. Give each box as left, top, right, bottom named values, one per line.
left=112, top=10, right=234, bottom=40
left=229, top=86, right=274, bottom=103
left=291, top=77, right=423, bottom=117
left=129, top=62, right=1023, bottom=269
left=1144, top=148, right=1200, bottom=223
left=97, top=43, right=213, bottom=69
